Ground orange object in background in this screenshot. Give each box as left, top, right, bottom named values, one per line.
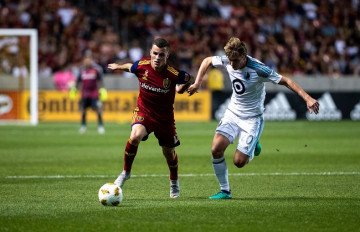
left=0, top=91, right=21, bottom=120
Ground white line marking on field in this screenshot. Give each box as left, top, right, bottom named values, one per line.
left=4, top=172, right=360, bottom=179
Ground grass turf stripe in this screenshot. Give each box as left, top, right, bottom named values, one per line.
left=5, top=171, right=360, bottom=179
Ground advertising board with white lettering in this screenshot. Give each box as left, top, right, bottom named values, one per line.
left=213, top=91, right=360, bottom=121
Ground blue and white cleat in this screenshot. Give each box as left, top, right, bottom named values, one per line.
left=209, top=190, right=232, bottom=199
left=254, top=141, right=262, bottom=156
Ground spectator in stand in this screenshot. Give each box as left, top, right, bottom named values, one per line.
left=38, top=60, right=52, bottom=79
left=0, top=0, right=359, bottom=77
left=12, top=56, right=29, bottom=79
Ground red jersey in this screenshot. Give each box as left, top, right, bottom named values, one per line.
left=77, top=64, right=103, bottom=98
left=131, top=58, right=190, bottom=121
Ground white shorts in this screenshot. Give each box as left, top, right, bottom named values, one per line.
left=215, top=109, right=264, bottom=161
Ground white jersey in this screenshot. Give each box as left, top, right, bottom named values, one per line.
left=212, top=55, right=282, bottom=117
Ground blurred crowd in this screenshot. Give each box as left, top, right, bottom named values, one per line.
left=0, top=0, right=359, bottom=79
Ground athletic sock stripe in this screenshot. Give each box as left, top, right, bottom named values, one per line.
left=212, top=157, right=225, bottom=164
left=220, top=189, right=231, bottom=194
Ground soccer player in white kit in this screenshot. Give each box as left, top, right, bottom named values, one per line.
left=187, top=37, right=320, bottom=199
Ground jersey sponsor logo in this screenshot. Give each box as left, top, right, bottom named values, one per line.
left=350, top=101, right=360, bottom=120
left=163, top=78, right=171, bottom=89
left=140, top=82, right=170, bottom=94
left=264, top=93, right=296, bottom=120
left=81, top=72, right=97, bottom=80
left=138, top=60, right=151, bottom=65
left=232, top=79, right=245, bottom=95
left=142, top=70, right=148, bottom=80
left=166, top=66, right=179, bottom=76
left=307, top=92, right=342, bottom=120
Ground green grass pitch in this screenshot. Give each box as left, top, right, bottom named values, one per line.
left=0, top=121, right=359, bottom=232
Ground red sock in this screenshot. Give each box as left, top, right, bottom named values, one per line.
left=123, top=139, right=138, bottom=172
left=166, top=153, right=178, bottom=180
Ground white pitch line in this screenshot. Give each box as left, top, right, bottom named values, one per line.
left=4, top=172, right=360, bottom=179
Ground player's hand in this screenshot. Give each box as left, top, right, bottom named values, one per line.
left=69, top=87, right=77, bottom=100
left=107, top=63, right=119, bottom=70
left=99, top=88, right=108, bottom=101
left=187, top=83, right=200, bottom=96
left=307, top=98, right=320, bottom=114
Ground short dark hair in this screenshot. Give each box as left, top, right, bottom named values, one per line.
left=153, top=38, right=170, bottom=49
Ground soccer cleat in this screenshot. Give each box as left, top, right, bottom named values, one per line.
left=254, top=141, right=262, bottom=156
left=170, top=180, right=180, bottom=198
left=114, top=171, right=131, bottom=188
left=79, top=126, right=87, bottom=134
left=98, top=126, right=105, bottom=134
left=209, top=190, right=232, bottom=199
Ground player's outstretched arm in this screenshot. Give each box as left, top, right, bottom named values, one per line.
left=107, top=63, right=133, bottom=72
left=176, top=75, right=195, bottom=94
left=278, top=76, right=320, bottom=114
left=187, top=57, right=213, bottom=96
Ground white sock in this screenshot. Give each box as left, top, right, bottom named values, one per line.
left=121, top=170, right=130, bottom=176
left=212, top=157, right=230, bottom=192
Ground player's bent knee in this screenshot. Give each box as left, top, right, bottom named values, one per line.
left=233, top=151, right=249, bottom=168
left=211, top=147, right=224, bottom=159
left=233, top=156, right=248, bottom=168
left=233, top=160, right=247, bottom=168
left=129, top=135, right=142, bottom=145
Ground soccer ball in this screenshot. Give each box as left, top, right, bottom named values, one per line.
left=98, top=183, right=123, bottom=206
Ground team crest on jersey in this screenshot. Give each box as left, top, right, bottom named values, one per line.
left=163, top=78, right=171, bottom=89
left=137, top=116, right=144, bottom=121
left=142, top=70, right=148, bottom=80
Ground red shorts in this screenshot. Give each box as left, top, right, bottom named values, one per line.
left=131, top=107, right=180, bottom=148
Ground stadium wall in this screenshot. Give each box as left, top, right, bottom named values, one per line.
left=1, top=75, right=359, bottom=121
left=1, top=75, right=359, bottom=92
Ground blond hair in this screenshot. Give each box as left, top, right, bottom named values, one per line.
left=224, top=37, right=247, bottom=58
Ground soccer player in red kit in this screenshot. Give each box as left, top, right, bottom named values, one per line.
left=107, top=38, right=194, bottom=198
left=71, top=57, right=107, bottom=134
